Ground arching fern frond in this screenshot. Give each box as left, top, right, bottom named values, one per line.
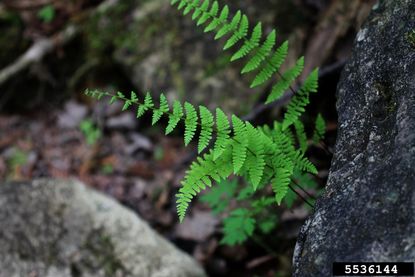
left=171, top=0, right=317, bottom=107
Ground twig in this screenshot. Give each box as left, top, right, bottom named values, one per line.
left=288, top=184, right=314, bottom=208
left=0, top=25, right=78, bottom=86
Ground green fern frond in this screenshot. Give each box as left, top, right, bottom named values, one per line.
left=204, top=4, right=228, bottom=32
left=184, top=102, right=198, bottom=146
left=223, top=15, right=248, bottom=50
left=136, top=92, right=154, bottom=118
left=87, top=0, right=325, bottom=222
left=166, top=101, right=184, bottom=134
left=266, top=57, right=304, bottom=104
left=293, top=151, right=317, bottom=174
left=221, top=208, right=255, bottom=245
left=231, top=22, right=262, bottom=62
left=198, top=106, right=214, bottom=153
left=177, top=0, right=187, bottom=11
left=250, top=41, right=288, bottom=88
left=245, top=122, right=265, bottom=189
left=213, top=108, right=231, bottom=160
left=231, top=115, right=248, bottom=173
left=215, top=10, right=241, bottom=40
left=312, top=113, right=326, bottom=143
left=190, top=0, right=204, bottom=20
left=282, top=68, right=318, bottom=129
left=294, top=121, right=308, bottom=153
left=241, top=28, right=274, bottom=72
left=272, top=166, right=293, bottom=205
left=195, top=0, right=213, bottom=24
left=152, top=94, right=170, bottom=125
left=177, top=148, right=233, bottom=221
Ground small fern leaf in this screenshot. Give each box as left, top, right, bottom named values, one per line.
left=191, top=0, right=203, bottom=20
left=137, top=105, right=147, bottom=118
left=144, top=92, right=154, bottom=108
left=184, top=102, right=198, bottom=146
left=294, top=121, right=308, bottom=153
left=198, top=106, right=214, bottom=153
left=197, top=1, right=218, bottom=26
left=312, top=113, right=326, bottom=143
left=294, top=151, right=317, bottom=174
left=166, top=101, right=184, bottom=135
left=231, top=115, right=248, bottom=173
left=176, top=149, right=233, bottom=221
left=242, top=30, right=276, bottom=74
left=109, top=96, right=117, bottom=104
left=213, top=108, right=231, bottom=160
left=122, top=100, right=131, bottom=111
left=215, top=10, right=241, bottom=40
left=205, top=5, right=228, bottom=32
left=130, top=91, right=138, bottom=102
left=223, top=15, right=248, bottom=50
left=183, top=2, right=195, bottom=15
left=178, top=0, right=187, bottom=10
left=245, top=123, right=265, bottom=190
left=117, top=91, right=125, bottom=99
left=272, top=167, right=292, bottom=205
left=266, top=56, right=304, bottom=104
left=231, top=22, right=262, bottom=61
left=282, top=68, right=318, bottom=129
left=250, top=40, right=288, bottom=88
left=152, top=94, right=169, bottom=125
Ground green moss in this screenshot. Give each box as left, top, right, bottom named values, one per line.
left=75, top=229, right=127, bottom=276
left=406, top=29, right=415, bottom=49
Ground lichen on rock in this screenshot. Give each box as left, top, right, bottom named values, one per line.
left=293, top=0, right=415, bottom=276
left=0, top=179, right=206, bottom=277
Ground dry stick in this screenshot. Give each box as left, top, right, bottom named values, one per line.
left=0, top=25, right=78, bottom=86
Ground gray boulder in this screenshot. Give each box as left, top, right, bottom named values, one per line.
left=0, top=179, right=206, bottom=277
left=293, top=0, right=415, bottom=276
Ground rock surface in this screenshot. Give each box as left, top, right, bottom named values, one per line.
left=0, top=179, right=206, bottom=277
left=293, top=0, right=415, bottom=276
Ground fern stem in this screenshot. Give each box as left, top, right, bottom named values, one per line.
left=288, top=184, right=314, bottom=208
left=291, top=178, right=316, bottom=201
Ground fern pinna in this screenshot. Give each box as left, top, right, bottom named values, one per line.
left=85, top=0, right=324, bottom=222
